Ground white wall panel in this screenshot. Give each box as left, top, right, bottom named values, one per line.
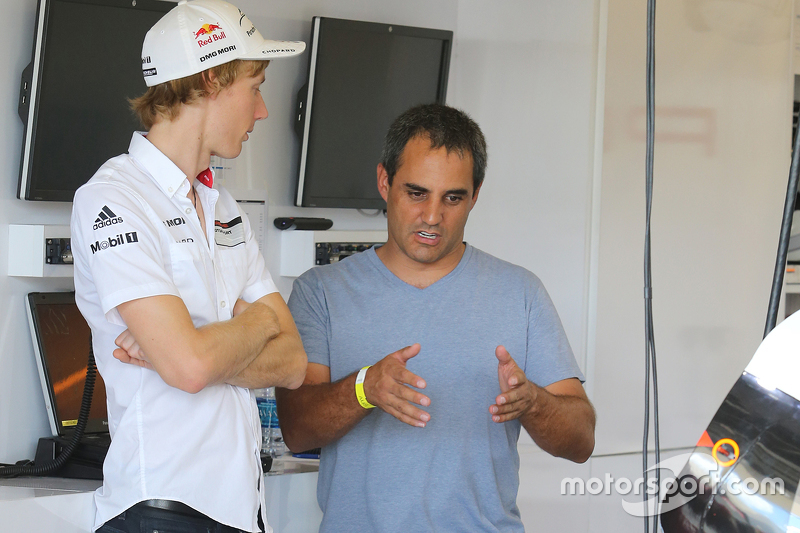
left=593, top=0, right=792, bottom=455
left=517, top=443, right=592, bottom=531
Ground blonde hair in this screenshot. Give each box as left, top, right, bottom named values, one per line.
left=130, top=59, right=268, bottom=129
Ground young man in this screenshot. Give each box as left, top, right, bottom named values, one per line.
left=70, top=1, right=306, bottom=531
left=277, top=104, right=596, bottom=532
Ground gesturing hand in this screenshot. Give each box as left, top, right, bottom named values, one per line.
left=490, top=345, right=538, bottom=423
left=113, top=329, right=154, bottom=370
left=362, top=343, right=431, bottom=428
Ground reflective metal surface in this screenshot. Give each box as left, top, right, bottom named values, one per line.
left=661, top=371, right=800, bottom=532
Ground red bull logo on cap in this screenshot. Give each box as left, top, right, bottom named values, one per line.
left=195, top=23, right=226, bottom=48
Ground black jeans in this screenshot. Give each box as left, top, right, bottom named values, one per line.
left=96, top=502, right=262, bottom=533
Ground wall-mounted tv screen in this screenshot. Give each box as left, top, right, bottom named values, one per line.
left=294, top=17, right=453, bottom=209
left=17, top=0, right=174, bottom=202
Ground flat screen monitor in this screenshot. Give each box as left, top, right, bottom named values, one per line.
left=26, top=292, right=108, bottom=437
left=295, top=17, right=453, bottom=209
left=17, top=0, right=174, bottom=202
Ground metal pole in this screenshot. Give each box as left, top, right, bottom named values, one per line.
left=764, top=128, right=800, bottom=337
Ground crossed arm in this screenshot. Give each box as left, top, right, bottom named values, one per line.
left=277, top=344, right=595, bottom=463
left=115, top=292, right=307, bottom=393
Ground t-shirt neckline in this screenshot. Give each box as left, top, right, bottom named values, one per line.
left=365, top=243, right=474, bottom=292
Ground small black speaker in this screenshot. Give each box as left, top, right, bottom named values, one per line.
left=273, top=217, right=333, bottom=231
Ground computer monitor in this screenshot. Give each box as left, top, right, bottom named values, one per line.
left=294, top=17, right=453, bottom=209
left=26, top=292, right=108, bottom=437
left=17, top=0, right=174, bottom=201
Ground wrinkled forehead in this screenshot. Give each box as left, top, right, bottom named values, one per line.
left=396, top=133, right=474, bottom=176
left=394, top=136, right=476, bottom=193
left=408, top=132, right=472, bottom=160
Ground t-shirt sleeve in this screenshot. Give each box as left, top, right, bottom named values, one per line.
left=71, top=183, right=179, bottom=326
left=524, top=277, right=585, bottom=388
left=287, top=273, right=331, bottom=368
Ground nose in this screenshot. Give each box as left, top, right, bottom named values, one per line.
left=421, top=198, right=444, bottom=227
left=255, top=94, right=268, bottom=121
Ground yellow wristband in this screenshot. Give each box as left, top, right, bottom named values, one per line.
left=355, top=366, right=376, bottom=409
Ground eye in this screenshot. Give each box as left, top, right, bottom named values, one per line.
left=409, top=190, right=425, bottom=199
left=445, top=195, right=463, bottom=203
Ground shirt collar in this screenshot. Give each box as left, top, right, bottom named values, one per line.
left=196, top=167, right=214, bottom=188
left=128, top=132, right=188, bottom=198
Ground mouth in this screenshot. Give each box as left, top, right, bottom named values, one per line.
left=416, top=230, right=440, bottom=243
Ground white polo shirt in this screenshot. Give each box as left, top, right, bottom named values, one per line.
left=71, top=132, right=277, bottom=533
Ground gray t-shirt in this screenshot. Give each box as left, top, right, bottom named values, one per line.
left=288, top=244, right=584, bottom=532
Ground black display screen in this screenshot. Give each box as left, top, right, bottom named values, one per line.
left=297, top=18, right=452, bottom=209
left=19, top=0, right=173, bottom=201
left=28, top=292, right=108, bottom=436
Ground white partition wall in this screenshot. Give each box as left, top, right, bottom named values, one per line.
left=594, top=0, right=792, bottom=456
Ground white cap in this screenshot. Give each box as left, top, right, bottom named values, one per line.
left=141, top=0, right=305, bottom=86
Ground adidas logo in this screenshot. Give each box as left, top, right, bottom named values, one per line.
left=93, top=205, right=123, bottom=230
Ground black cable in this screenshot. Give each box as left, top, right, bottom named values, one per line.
left=0, top=338, right=96, bottom=479
left=643, top=0, right=660, bottom=530
left=764, top=125, right=800, bottom=337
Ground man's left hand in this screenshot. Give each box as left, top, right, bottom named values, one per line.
left=114, top=299, right=250, bottom=368
left=232, top=298, right=249, bottom=316
left=489, top=345, right=538, bottom=423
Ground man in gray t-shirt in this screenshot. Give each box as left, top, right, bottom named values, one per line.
left=278, top=104, right=595, bottom=532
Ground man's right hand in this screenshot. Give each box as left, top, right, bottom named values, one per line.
left=113, top=328, right=153, bottom=370
left=362, top=344, right=430, bottom=427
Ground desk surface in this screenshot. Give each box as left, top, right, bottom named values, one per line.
left=0, top=456, right=321, bottom=533
left=266, top=455, right=319, bottom=476
left=0, top=476, right=102, bottom=501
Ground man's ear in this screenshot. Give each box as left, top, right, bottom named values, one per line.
left=202, top=70, right=220, bottom=98
left=377, top=163, right=390, bottom=202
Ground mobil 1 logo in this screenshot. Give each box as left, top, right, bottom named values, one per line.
left=90, top=232, right=139, bottom=254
